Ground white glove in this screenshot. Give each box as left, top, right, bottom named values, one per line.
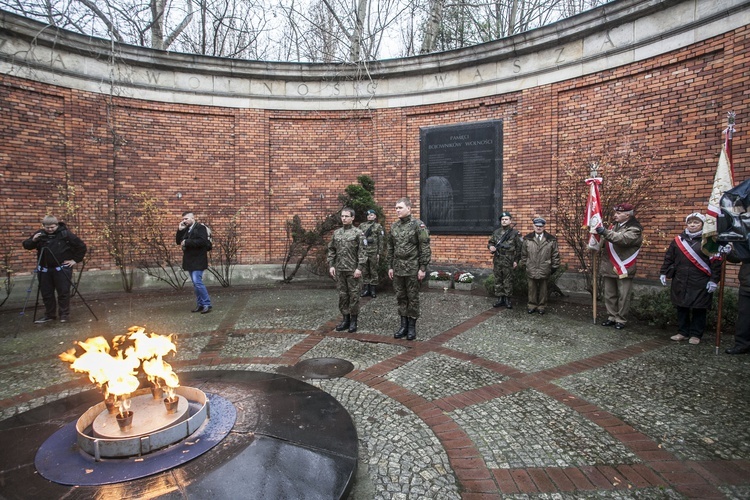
left=659, top=275, right=667, bottom=286
left=706, top=281, right=718, bottom=293
left=718, top=244, right=733, bottom=256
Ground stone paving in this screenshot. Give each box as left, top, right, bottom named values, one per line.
left=2, top=282, right=750, bottom=499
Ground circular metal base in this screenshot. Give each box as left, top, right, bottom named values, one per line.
left=292, top=357, right=355, bottom=379
left=34, top=392, right=235, bottom=486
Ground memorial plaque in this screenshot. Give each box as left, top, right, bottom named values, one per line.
left=420, top=121, right=503, bottom=234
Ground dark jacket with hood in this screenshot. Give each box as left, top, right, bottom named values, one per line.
left=22, top=222, right=87, bottom=268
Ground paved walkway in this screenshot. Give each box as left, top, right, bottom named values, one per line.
left=1, top=282, right=750, bottom=499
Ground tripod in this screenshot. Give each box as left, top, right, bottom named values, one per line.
left=18, top=243, right=98, bottom=329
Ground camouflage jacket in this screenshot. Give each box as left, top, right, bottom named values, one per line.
left=358, top=221, right=384, bottom=256
left=386, top=215, right=432, bottom=276
left=488, top=226, right=521, bottom=264
left=327, top=225, right=366, bottom=272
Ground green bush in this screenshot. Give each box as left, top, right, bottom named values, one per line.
left=631, top=287, right=738, bottom=333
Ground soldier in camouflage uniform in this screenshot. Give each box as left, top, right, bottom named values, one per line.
left=488, top=211, right=521, bottom=308
left=359, top=209, right=384, bottom=298
left=386, top=197, right=432, bottom=341
left=327, top=208, right=367, bottom=333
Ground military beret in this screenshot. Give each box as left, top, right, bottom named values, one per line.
left=499, top=211, right=512, bottom=219
left=614, top=203, right=634, bottom=212
left=366, top=209, right=376, bottom=215
left=532, top=217, right=546, bottom=226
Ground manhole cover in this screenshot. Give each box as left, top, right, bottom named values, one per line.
left=293, top=358, right=354, bottom=379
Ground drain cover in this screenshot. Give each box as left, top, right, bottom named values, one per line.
left=293, top=358, right=354, bottom=379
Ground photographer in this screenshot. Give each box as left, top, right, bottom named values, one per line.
left=22, top=215, right=87, bottom=323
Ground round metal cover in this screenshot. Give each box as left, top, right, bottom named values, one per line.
left=293, top=358, right=354, bottom=379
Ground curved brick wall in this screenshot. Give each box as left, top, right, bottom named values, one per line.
left=1, top=0, right=749, bottom=283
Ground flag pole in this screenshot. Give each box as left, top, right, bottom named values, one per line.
left=592, top=251, right=598, bottom=324
left=715, top=112, right=736, bottom=355
left=588, top=163, right=601, bottom=325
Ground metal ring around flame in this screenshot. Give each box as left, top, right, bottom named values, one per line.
left=76, top=386, right=208, bottom=459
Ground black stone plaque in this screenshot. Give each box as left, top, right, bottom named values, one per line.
left=420, top=120, right=502, bottom=234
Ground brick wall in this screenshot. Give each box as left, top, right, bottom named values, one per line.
left=2, top=28, right=749, bottom=284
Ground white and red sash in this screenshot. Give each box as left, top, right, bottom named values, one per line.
left=606, top=240, right=640, bottom=278
left=674, top=236, right=711, bottom=276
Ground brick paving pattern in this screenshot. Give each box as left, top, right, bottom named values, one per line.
left=2, top=283, right=750, bottom=499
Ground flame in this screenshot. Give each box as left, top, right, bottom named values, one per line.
left=59, top=326, right=179, bottom=403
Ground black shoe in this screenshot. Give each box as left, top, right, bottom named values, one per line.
left=335, top=314, right=351, bottom=332
left=406, top=317, right=417, bottom=341
left=360, top=286, right=370, bottom=297
left=726, top=345, right=750, bottom=355
left=200, top=306, right=213, bottom=314
left=370, top=285, right=376, bottom=299
left=527, top=308, right=535, bottom=314
left=601, top=320, right=617, bottom=327
left=34, top=316, right=55, bottom=324
left=505, top=298, right=512, bottom=309
left=394, top=316, right=408, bottom=339
left=538, top=309, right=545, bottom=315
left=191, top=306, right=203, bottom=313
left=615, top=322, right=625, bottom=330
left=348, top=315, right=358, bottom=333
left=493, top=297, right=506, bottom=308
left=60, top=316, right=69, bottom=323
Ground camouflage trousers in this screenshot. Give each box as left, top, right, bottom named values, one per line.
left=392, top=274, right=421, bottom=318
left=493, top=260, right=514, bottom=297
left=336, top=271, right=362, bottom=315
left=361, top=255, right=379, bottom=285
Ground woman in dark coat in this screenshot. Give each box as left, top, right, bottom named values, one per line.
left=659, top=213, right=721, bottom=344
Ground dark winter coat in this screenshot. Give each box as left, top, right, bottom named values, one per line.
left=176, top=223, right=210, bottom=272
left=22, top=222, right=87, bottom=267
left=659, top=231, right=720, bottom=309
left=519, top=231, right=561, bottom=279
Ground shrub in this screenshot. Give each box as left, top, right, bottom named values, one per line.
left=631, top=287, right=738, bottom=333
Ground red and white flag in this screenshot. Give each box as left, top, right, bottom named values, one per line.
left=702, top=142, right=734, bottom=255
left=584, top=177, right=603, bottom=251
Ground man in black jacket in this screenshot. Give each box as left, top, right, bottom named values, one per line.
left=176, top=211, right=213, bottom=314
left=22, top=215, right=87, bottom=323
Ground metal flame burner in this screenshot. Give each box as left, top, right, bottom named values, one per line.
left=35, top=387, right=235, bottom=486
left=76, top=386, right=207, bottom=459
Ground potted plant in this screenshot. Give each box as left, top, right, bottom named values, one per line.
left=428, top=270, right=453, bottom=288
left=453, top=272, right=474, bottom=291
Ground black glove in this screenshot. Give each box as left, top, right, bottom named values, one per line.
left=595, top=226, right=605, bottom=235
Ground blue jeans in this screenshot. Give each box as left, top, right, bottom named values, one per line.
left=190, top=270, right=211, bottom=307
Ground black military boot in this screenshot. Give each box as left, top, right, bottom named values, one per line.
left=360, top=285, right=370, bottom=297
left=370, top=284, right=376, bottom=298
left=493, top=296, right=506, bottom=308
left=394, top=316, right=408, bottom=339
left=505, top=297, right=513, bottom=309
left=406, top=317, right=417, bottom=341
left=348, top=315, right=358, bottom=333
left=335, top=314, right=351, bottom=331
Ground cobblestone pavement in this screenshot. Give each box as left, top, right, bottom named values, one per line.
left=2, top=283, right=750, bottom=499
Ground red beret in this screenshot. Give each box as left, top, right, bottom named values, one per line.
left=614, top=203, right=634, bottom=211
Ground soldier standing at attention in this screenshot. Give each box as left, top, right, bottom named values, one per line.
left=488, top=211, right=521, bottom=308
left=387, top=197, right=432, bottom=341
left=328, top=208, right=366, bottom=333
left=359, top=209, right=385, bottom=298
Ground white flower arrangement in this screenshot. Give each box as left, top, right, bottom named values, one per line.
left=455, top=272, right=474, bottom=283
